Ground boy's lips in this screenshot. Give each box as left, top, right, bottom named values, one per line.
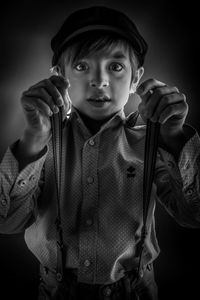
left=87, top=96, right=111, bottom=102
left=87, top=96, right=111, bottom=108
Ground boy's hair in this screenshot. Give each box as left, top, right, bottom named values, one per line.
left=56, top=31, right=139, bottom=84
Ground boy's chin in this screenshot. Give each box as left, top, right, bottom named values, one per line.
left=76, top=107, right=116, bottom=121
left=85, top=111, right=118, bottom=122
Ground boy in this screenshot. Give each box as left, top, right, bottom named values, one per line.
left=1, top=5, right=200, bottom=300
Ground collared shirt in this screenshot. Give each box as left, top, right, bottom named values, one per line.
left=1, top=108, right=200, bottom=284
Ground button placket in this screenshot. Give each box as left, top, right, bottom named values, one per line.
left=79, top=138, right=99, bottom=282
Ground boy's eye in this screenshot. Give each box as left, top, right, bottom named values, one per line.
left=74, top=62, right=88, bottom=71
left=109, top=62, right=124, bottom=72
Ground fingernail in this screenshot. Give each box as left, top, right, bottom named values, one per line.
left=136, top=85, right=144, bottom=95
left=57, top=97, right=63, bottom=106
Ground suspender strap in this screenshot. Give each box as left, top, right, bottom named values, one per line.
left=137, top=119, right=160, bottom=277
left=50, top=110, right=65, bottom=282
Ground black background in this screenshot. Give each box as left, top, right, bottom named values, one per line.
left=0, top=1, right=200, bottom=299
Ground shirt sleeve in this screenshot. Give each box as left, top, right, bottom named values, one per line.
left=155, top=124, right=200, bottom=228
left=0, top=143, right=47, bottom=234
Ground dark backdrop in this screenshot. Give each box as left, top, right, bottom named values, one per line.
left=0, top=1, right=200, bottom=299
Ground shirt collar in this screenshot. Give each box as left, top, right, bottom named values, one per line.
left=65, top=106, right=140, bottom=137
left=71, top=105, right=125, bottom=127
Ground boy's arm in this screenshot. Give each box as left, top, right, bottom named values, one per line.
left=155, top=125, right=200, bottom=228
left=0, top=141, right=47, bottom=234
left=0, top=75, right=69, bottom=233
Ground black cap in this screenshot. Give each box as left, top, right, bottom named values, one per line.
left=51, top=6, right=148, bottom=66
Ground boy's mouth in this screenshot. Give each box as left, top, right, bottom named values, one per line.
left=87, top=96, right=111, bottom=103
left=87, top=96, right=111, bottom=108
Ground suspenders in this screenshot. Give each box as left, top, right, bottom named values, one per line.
left=51, top=109, right=66, bottom=282
left=50, top=110, right=160, bottom=282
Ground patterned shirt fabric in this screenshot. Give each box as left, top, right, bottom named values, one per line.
left=1, top=107, right=200, bottom=285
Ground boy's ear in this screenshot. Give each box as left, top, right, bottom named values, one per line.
left=129, top=67, right=144, bottom=94
left=50, top=65, right=63, bottom=76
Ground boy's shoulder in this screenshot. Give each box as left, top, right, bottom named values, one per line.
left=124, top=111, right=146, bottom=143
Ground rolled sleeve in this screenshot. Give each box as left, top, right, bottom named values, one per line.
left=10, top=152, right=47, bottom=198
left=156, top=125, right=200, bottom=227
left=0, top=145, right=47, bottom=232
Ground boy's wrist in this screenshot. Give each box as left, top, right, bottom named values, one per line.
left=12, top=129, right=50, bottom=171
left=21, top=129, right=51, bottom=155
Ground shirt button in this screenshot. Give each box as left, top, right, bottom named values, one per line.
left=84, top=260, right=91, bottom=267
left=86, top=219, right=93, bottom=226
left=17, top=179, right=27, bottom=187
left=89, top=139, right=95, bottom=146
left=103, top=287, right=112, bottom=297
left=1, top=199, right=7, bottom=206
left=87, top=177, right=94, bottom=184
left=167, top=161, right=175, bottom=168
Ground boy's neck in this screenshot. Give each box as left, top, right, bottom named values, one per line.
left=77, top=110, right=112, bottom=135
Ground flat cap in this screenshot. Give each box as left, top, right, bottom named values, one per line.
left=51, top=6, right=148, bottom=66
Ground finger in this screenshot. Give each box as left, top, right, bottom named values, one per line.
left=137, top=78, right=166, bottom=96
left=49, top=76, right=71, bottom=111
left=23, top=88, right=59, bottom=114
left=159, top=101, right=188, bottom=124
left=28, top=79, right=66, bottom=108
left=144, top=86, right=181, bottom=119
left=43, top=79, right=64, bottom=107
left=49, top=75, right=69, bottom=89
left=30, top=75, right=69, bottom=89
left=21, top=95, right=53, bottom=117
left=151, top=93, right=186, bottom=122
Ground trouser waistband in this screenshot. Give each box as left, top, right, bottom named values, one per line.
left=39, top=264, right=156, bottom=300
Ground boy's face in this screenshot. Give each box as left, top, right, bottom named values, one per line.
left=63, top=45, right=143, bottom=120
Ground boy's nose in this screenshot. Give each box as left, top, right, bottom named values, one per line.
left=90, top=68, right=109, bottom=88
left=90, top=79, right=109, bottom=88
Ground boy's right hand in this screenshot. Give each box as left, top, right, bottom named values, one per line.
left=14, top=75, right=70, bottom=170
left=21, top=75, right=70, bottom=137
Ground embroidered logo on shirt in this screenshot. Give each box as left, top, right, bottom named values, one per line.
left=127, top=166, right=136, bottom=178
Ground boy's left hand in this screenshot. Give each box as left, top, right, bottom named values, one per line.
left=137, top=78, right=188, bottom=137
